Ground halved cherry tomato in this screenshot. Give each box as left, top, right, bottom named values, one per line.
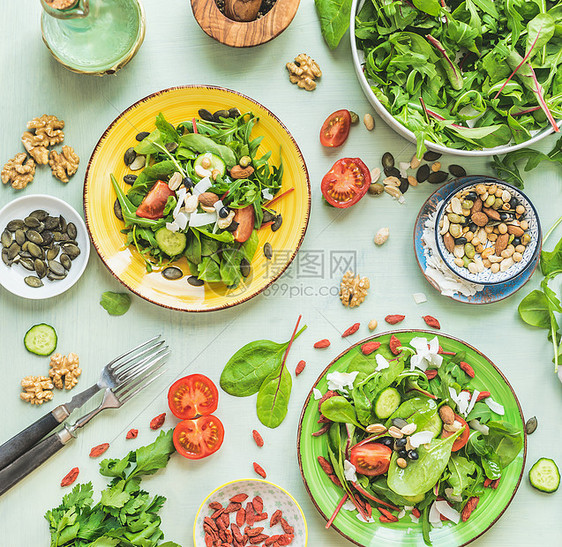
left=350, top=442, right=392, bottom=476
left=167, top=374, right=219, bottom=420
left=441, top=414, right=469, bottom=452
left=321, top=158, right=371, bottom=208
left=136, top=180, right=175, bottom=219
left=232, top=205, right=255, bottom=243
left=173, top=415, right=224, bottom=459
left=320, top=110, right=351, bottom=147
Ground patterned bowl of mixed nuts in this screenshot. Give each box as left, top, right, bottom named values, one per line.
left=435, top=178, right=540, bottom=285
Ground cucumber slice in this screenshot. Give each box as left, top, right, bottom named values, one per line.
left=403, top=493, right=425, bottom=504
left=529, top=458, right=560, bottom=493
left=24, top=324, right=57, bottom=356
left=194, top=153, right=226, bottom=177
left=374, top=387, right=401, bottom=419
left=155, top=228, right=187, bottom=257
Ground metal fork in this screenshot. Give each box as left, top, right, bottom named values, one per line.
left=0, top=336, right=165, bottom=471
left=0, top=345, right=169, bottom=497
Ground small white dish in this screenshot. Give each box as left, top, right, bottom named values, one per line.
left=0, top=195, right=90, bottom=299
left=193, top=478, right=308, bottom=546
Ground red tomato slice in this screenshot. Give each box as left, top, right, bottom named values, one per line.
left=441, top=414, right=470, bottom=452
left=321, top=158, right=371, bottom=208
left=136, top=180, right=175, bottom=219
left=167, top=374, right=219, bottom=420
left=320, top=109, right=351, bottom=147
left=232, top=205, right=255, bottom=243
left=173, top=415, right=224, bottom=459
left=350, top=442, right=392, bottom=476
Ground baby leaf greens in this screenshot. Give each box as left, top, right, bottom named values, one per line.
left=100, top=291, right=131, bottom=316
left=45, top=430, right=177, bottom=547
left=355, top=0, right=562, bottom=155
left=221, top=316, right=307, bottom=428
left=315, top=0, right=353, bottom=49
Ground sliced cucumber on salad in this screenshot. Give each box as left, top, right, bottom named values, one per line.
left=194, top=153, right=225, bottom=177
left=155, top=227, right=187, bottom=257
left=374, top=387, right=401, bottom=419
left=24, top=324, right=57, bottom=356
left=529, top=458, right=560, bottom=493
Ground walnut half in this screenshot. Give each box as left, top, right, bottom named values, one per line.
left=340, top=270, right=370, bottom=308
left=20, top=375, right=54, bottom=405
left=49, top=352, right=82, bottom=390
left=286, top=53, right=322, bottom=91
left=49, top=146, right=80, bottom=183
left=1, top=153, right=36, bottom=189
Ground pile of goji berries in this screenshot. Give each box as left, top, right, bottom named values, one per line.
left=204, top=493, right=295, bottom=547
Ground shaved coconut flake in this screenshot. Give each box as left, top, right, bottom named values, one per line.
left=173, top=187, right=187, bottom=218
left=445, top=488, right=463, bottom=503
left=262, top=188, right=274, bottom=200
left=166, top=221, right=179, bottom=232
left=404, top=506, right=413, bottom=512
left=469, top=419, right=489, bottom=435
left=485, top=397, right=505, bottom=415
left=410, top=514, right=420, bottom=524
left=375, top=354, right=390, bottom=371
left=189, top=212, right=217, bottom=227
left=344, top=460, right=357, bottom=482
left=343, top=500, right=357, bottom=511
left=398, top=195, right=406, bottom=204
left=327, top=371, right=359, bottom=392
left=465, top=390, right=479, bottom=417
left=398, top=509, right=406, bottom=519
left=313, top=388, right=322, bottom=400
left=409, top=430, right=434, bottom=448
left=428, top=502, right=443, bottom=527
left=449, top=387, right=470, bottom=416
left=175, top=212, right=188, bottom=231
left=192, top=177, right=212, bottom=195
left=399, top=161, right=410, bottom=178
left=435, top=500, right=461, bottom=524
left=410, top=336, right=443, bottom=371
left=357, top=514, right=376, bottom=523
left=213, top=200, right=224, bottom=213
left=413, top=292, right=427, bottom=304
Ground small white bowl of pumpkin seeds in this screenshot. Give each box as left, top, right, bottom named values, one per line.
left=435, top=178, right=541, bottom=285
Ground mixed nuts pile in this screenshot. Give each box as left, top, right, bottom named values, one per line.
left=1, top=210, right=81, bottom=287
left=438, top=183, right=532, bottom=275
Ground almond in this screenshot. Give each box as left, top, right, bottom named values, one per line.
left=507, top=225, right=524, bottom=237
left=443, top=232, right=455, bottom=253
left=198, top=192, right=219, bottom=207
left=230, top=165, right=254, bottom=179
left=471, top=212, right=488, bottom=227
left=439, top=405, right=455, bottom=425
left=482, top=207, right=501, bottom=221
left=495, top=233, right=509, bottom=255
left=471, top=197, right=482, bottom=213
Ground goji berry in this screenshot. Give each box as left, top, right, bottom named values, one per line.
left=317, top=455, right=334, bottom=475
left=280, top=518, right=294, bottom=535
left=295, top=360, right=306, bottom=376
left=313, top=339, right=330, bottom=348
left=149, top=412, right=166, bottom=430
left=476, top=391, right=491, bottom=402
left=89, top=442, right=109, bottom=458
left=379, top=514, right=398, bottom=523
left=231, top=523, right=244, bottom=542
left=342, top=323, right=360, bottom=338
left=491, top=478, right=501, bottom=489
left=246, top=527, right=265, bottom=537
left=412, top=508, right=421, bottom=518
left=252, top=496, right=264, bottom=513
left=230, top=493, right=248, bottom=503
left=422, top=315, right=441, bottom=329
left=376, top=507, right=395, bottom=519
left=317, top=390, right=337, bottom=412
left=329, top=474, right=342, bottom=487
left=270, top=509, right=283, bottom=527
left=385, top=314, right=405, bottom=325
left=236, top=507, right=246, bottom=527
left=60, top=467, right=79, bottom=487
left=252, top=429, right=264, bottom=447
left=365, top=503, right=372, bottom=518
left=459, top=361, right=475, bottom=378
left=484, top=478, right=493, bottom=487
left=312, top=424, right=331, bottom=436
left=424, top=369, right=438, bottom=380
left=389, top=334, right=402, bottom=355
left=461, top=496, right=479, bottom=521
left=317, top=414, right=330, bottom=423
left=254, top=512, right=268, bottom=522
left=253, top=462, right=267, bottom=478
left=126, top=428, right=138, bottom=439
left=266, top=536, right=281, bottom=546
left=277, top=534, right=293, bottom=545
left=225, top=502, right=242, bottom=513
left=361, top=341, right=381, bottom=355
left=209, top=501, right=223, bottom=510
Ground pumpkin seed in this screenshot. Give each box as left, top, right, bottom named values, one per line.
left=240, top=258, right=251, bottom=278
left=34, top=259, right=47, bottom=278
left=21, top=241, right=29, bottom=252
left=423, top=151, right=442, bottom=161
left=428, top=171, right=448, bottom=184
left=60, top=254, right=72, bottom=270
left=262, top=210, right=276, bottom=224
left=165, top=142, right=178, bottom=154
left=123, top=174, right=137, bottom=185
left=399, top=177, right=409, bottom=194
left=47, top=271, right=67, bottom=281
left=26, top=230, right=44, bottom=245
left=226, top=220, right=239, bottom=233
left=114, top=198, right=123, bottom=221
left=349, top=111, right=359, bottom=124
left=29, top=209, right=49, bottom=221
left=1, top=230, right=12, bottom=248
left=391, top=418, right=408, bottom=429
left=24, top=216, right=41, bottom=228
left=2, top=249, right=11, bottom=265
left=45, top=216, right=60, bottom=230
left=228, top=107, right=241, bottom=118
left=417, top=164, right=430, bottom=183
left=162, top=266, right=183, bottom=280
left=67, top=222, right=77, bottom=240
left=449, top=164, right=467, bottom=177
left=41, top=231, right=54, bottom=247
left=129, top=155, right=146, bottom=171
left=263, top=242, right=273, bottom=259
left=382, top=152, right=395, bottom=169
left=48, top=260, right=66, bottom=276
left=135, top=131, right=150, bottom=141
left=47, top=247, right=60, bottom=260
left=27, top=242, right=42, bottom=259
left=187, top=275, right=204, bottom=287
left=198, top=108, right=214, bottom=121
left=6, top=219, right=24, bottom=231
left=272, top=214, right=283, bottom=232
left=7, top=242, right=20, bottom=260
left=62, top=244, right=80, bottom=259
left=124, top=147, right=137, bottom=166
left=60, top=233, right=71, bottom=242
left=24, top=276, right=43, bottom=288
left=19, top=258, right=34, bottom=271
left=525, top=416, right=538, bottom=435
left=59, top=215, right=67, bottom=232
left=213, top=109, right=230, bottom=122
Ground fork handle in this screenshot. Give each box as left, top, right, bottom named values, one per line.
left=0, top=412, right=62, bottom=471
left=0, top=431, right=67, bottom=496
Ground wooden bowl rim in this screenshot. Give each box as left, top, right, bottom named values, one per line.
left=190, top=0, right=301, bottom=47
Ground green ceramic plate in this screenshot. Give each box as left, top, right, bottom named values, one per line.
left=297, top=329, right=527, bottom=547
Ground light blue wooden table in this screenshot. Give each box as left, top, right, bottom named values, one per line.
left=1, top=1, right=561, bottom=545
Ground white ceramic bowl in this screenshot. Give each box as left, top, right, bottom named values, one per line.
left=193, top=478, right=308, bottom=546
left=0, top=195, right=90, bottom=299
left=350, top=0, right=561, bottom=157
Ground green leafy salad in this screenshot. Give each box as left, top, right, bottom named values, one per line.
left=355, top=0, right=562, bottom=155
left=315, top=335, right=523, bottom=544
left=112, top=109, right=283, bottom=288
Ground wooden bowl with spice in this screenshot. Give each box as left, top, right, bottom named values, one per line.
left=190, top=0, right=300, bottom=47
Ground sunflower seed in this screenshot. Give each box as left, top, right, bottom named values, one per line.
left=24, top=276, right=43, bottom=288
left=525, top=416, right=538, bottom=435
left=263, top=242, right=273, bottom=259
left=162, top=266, right=183, bottom=280
left=187, top=275, right=204, bottom=287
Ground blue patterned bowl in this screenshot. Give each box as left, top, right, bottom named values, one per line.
left=435, top=177, right=541, bottom=285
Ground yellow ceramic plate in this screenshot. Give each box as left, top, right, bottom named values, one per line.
left=84, top=86, right=310, bottom=312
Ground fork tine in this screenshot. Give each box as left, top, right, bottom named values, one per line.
left=114, top=351, right=169, bottom=398
left=112, top=340, right=166, bottom=376
left=119, top=370, right=166, bottom=405
left=114, top=346, right=169, bottom=383
left=107, top=336, right=162, bottom=372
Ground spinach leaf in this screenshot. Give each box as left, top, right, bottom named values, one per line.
left=197, top=256, right=222, bottom=282
left=314, top=0, right=353, bottom=50
left=447, top=454, right=476, bottom=496
left=387, top=397, right=442, bottom=438
left=481, top=453, right=502, bottom=479
left=387, top=428, right=463, bottom=496
left=518, top=289, right=551, bottom=328
left=485, top=421, right=524, bottom=467
left=180, top=134, right=237, bottom=168
left=100, top=292, right=131, bottom=316
left=256, top=366, right=292, bottom=428
left=466, top=402, right=492, bottom=424
left=320, top=396, right=362, bottom=428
